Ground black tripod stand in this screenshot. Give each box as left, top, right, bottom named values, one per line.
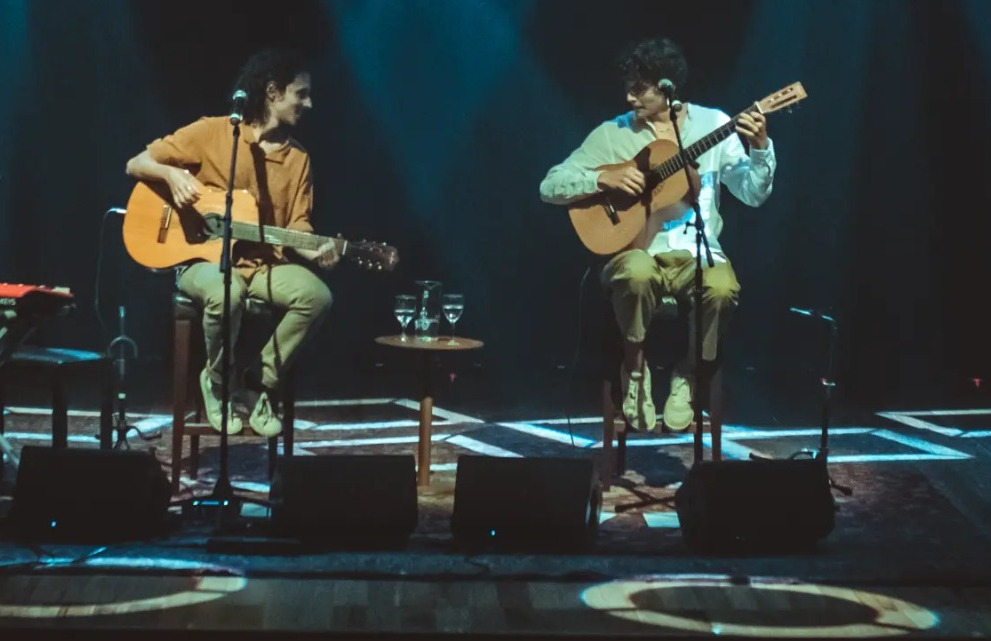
left=107, top=305, right=140, bottom=449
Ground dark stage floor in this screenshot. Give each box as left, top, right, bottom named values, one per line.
left=1, top=374, right=990, bottom=638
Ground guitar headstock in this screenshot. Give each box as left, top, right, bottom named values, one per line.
left=755, top=82, right=807, bottom=115
left=347, top=240, right=400, bottom=272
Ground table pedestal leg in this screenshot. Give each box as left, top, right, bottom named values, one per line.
left=418, top=394, right=433, bottom=486
left=417, top=353, right=433, bottom=486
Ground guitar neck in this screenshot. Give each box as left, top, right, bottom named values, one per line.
left=651, top=109, right=755, bottom=181
left=229, top=221, right=344, bottom=254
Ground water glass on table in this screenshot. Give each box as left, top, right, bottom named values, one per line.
left=441, top=293, right=464, bottom=345
left=394, top=294, right=417, bottom=342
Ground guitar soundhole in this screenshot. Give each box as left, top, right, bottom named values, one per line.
left=201, top=213, right=224, bottom=239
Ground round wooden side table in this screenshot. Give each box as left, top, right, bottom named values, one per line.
left=374, top=335, right=483, bottom=486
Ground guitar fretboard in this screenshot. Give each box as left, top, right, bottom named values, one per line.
left=650, top=107, right=759, bottom=181
left=229, top=221, right=342, bottom=253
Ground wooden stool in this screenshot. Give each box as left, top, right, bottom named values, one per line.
left=0, top=346, right=114, bottom=450
left=600, top=296, right=723, bottom=490
left=170, top=293, right=295, bottom=495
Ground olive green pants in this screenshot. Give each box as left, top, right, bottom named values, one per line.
left=178, top=262, right=332, bottom=390
left=601, top=249, right=739, bottom=366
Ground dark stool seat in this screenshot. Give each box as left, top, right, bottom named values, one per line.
left=600, top=295, right=723, bottom=490
left=171, top=292, right=295, bottom=495
left=0, top=346, right=113, bottom=449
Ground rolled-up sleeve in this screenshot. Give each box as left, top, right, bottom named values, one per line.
left=145, top=117, right=217, bottom=174
left=286, top=155, right=315, bottom=234
left=539, top=125, right=613, bottom=205
left=718, top=117, right=776, bottom=207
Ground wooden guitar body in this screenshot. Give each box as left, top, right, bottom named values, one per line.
left=123, top=183, right=259, bottom=269
left=122, top=182, right=399, bottom=272
left=568, top=138, right=697, bottom=254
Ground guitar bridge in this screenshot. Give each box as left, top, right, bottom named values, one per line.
left=157, top=203, right=173, bottom=244
left=604, top=198, right=620, bottom=225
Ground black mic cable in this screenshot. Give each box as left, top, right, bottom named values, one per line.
left=561, top=264, right=594, bottom=449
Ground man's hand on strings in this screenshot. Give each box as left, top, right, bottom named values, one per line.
left=598, top=166, right=646, bottom=196
left=736, top=112, right=769, bottom=150
left=167, top=168, right=205, bottom=208
left=312, top=240, right=340, bottom=270
left=294, top=239, right=340, bottom=269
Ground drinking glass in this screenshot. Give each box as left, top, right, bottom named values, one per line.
left=394, top=294, right=417, bottom=342
left=441, top=293, right=464, bottom=345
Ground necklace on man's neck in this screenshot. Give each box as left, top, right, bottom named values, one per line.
left=650, top=105, right=685, bottom=134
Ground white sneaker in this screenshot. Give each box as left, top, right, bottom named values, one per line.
left=247, top=389, right=283, bottom=437
left=199, top=369, right=243, bottom=435
left=663, top=371, right=694, bottom=432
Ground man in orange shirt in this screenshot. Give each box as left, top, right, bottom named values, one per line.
left=126, top=49, right=337, bottom=437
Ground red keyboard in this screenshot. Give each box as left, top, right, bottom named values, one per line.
left=0, top=283, right=74, bottom=315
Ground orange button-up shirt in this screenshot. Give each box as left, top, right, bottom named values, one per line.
left=147, top=116, right=314, bottom=276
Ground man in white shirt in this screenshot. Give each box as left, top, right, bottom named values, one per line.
left=540, top=37, right=776, bottom=432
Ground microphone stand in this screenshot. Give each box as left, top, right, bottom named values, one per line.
left=183, top=113, right=268, bottom=530
left=783, top=308, right=852, bottom=496
left=667, top=97, right=714, bottom=463
left=817, top=311, right=838, bottom=463
left=215, top=116, right=239, bottom=510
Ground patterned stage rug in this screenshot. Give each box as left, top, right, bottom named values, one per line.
left=2, top=399, right=991, bottom=583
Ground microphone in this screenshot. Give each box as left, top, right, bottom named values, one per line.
left=658, top=78, right=677, bottom=100
left=789, top=307, right=836, bottom=323
left=107, top=207, right=126, bottom=215
left=229, top=89, right=247, bottom=125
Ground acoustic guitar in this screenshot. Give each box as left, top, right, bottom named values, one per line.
left=568, top=82, right=807, bottom=255
left=122, top=182, right=398, bottom=271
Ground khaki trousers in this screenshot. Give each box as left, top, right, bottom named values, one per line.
left=178, top=262, right=332, bottom=390
left=601, top=249, right=739, bottom=366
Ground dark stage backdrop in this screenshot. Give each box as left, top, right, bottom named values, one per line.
left=1, top=0, right=989, bottom=419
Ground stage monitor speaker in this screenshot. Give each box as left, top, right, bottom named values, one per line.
left=270, top=454, right=418, bottom=544
left=451, top=455, right=601, bottom=550
left=674, top=458, right=836, bottom=553
left=10, top=446, right=171, bottom=542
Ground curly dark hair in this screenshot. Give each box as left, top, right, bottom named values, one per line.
left=617, top=37, right=688, bottom=95
left=232, top=49, right=309, bottom=124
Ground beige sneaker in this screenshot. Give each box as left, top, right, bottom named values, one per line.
left=620, top=363, right=657, bottom=431
left=199, top=368, right=243, bottom=435
left=663, top=370, right=694, bottom=432
left=247, top=389, right=283, bottom=437
left=620, top=365, right=643, bottom=431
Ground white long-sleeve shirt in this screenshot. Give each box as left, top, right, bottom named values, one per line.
left=540, top=103, right=776, bottom=260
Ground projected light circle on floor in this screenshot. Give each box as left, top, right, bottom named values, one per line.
left=581, top=575, right=938, bottom=637
left=0, top=558, right=246, bottom=619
